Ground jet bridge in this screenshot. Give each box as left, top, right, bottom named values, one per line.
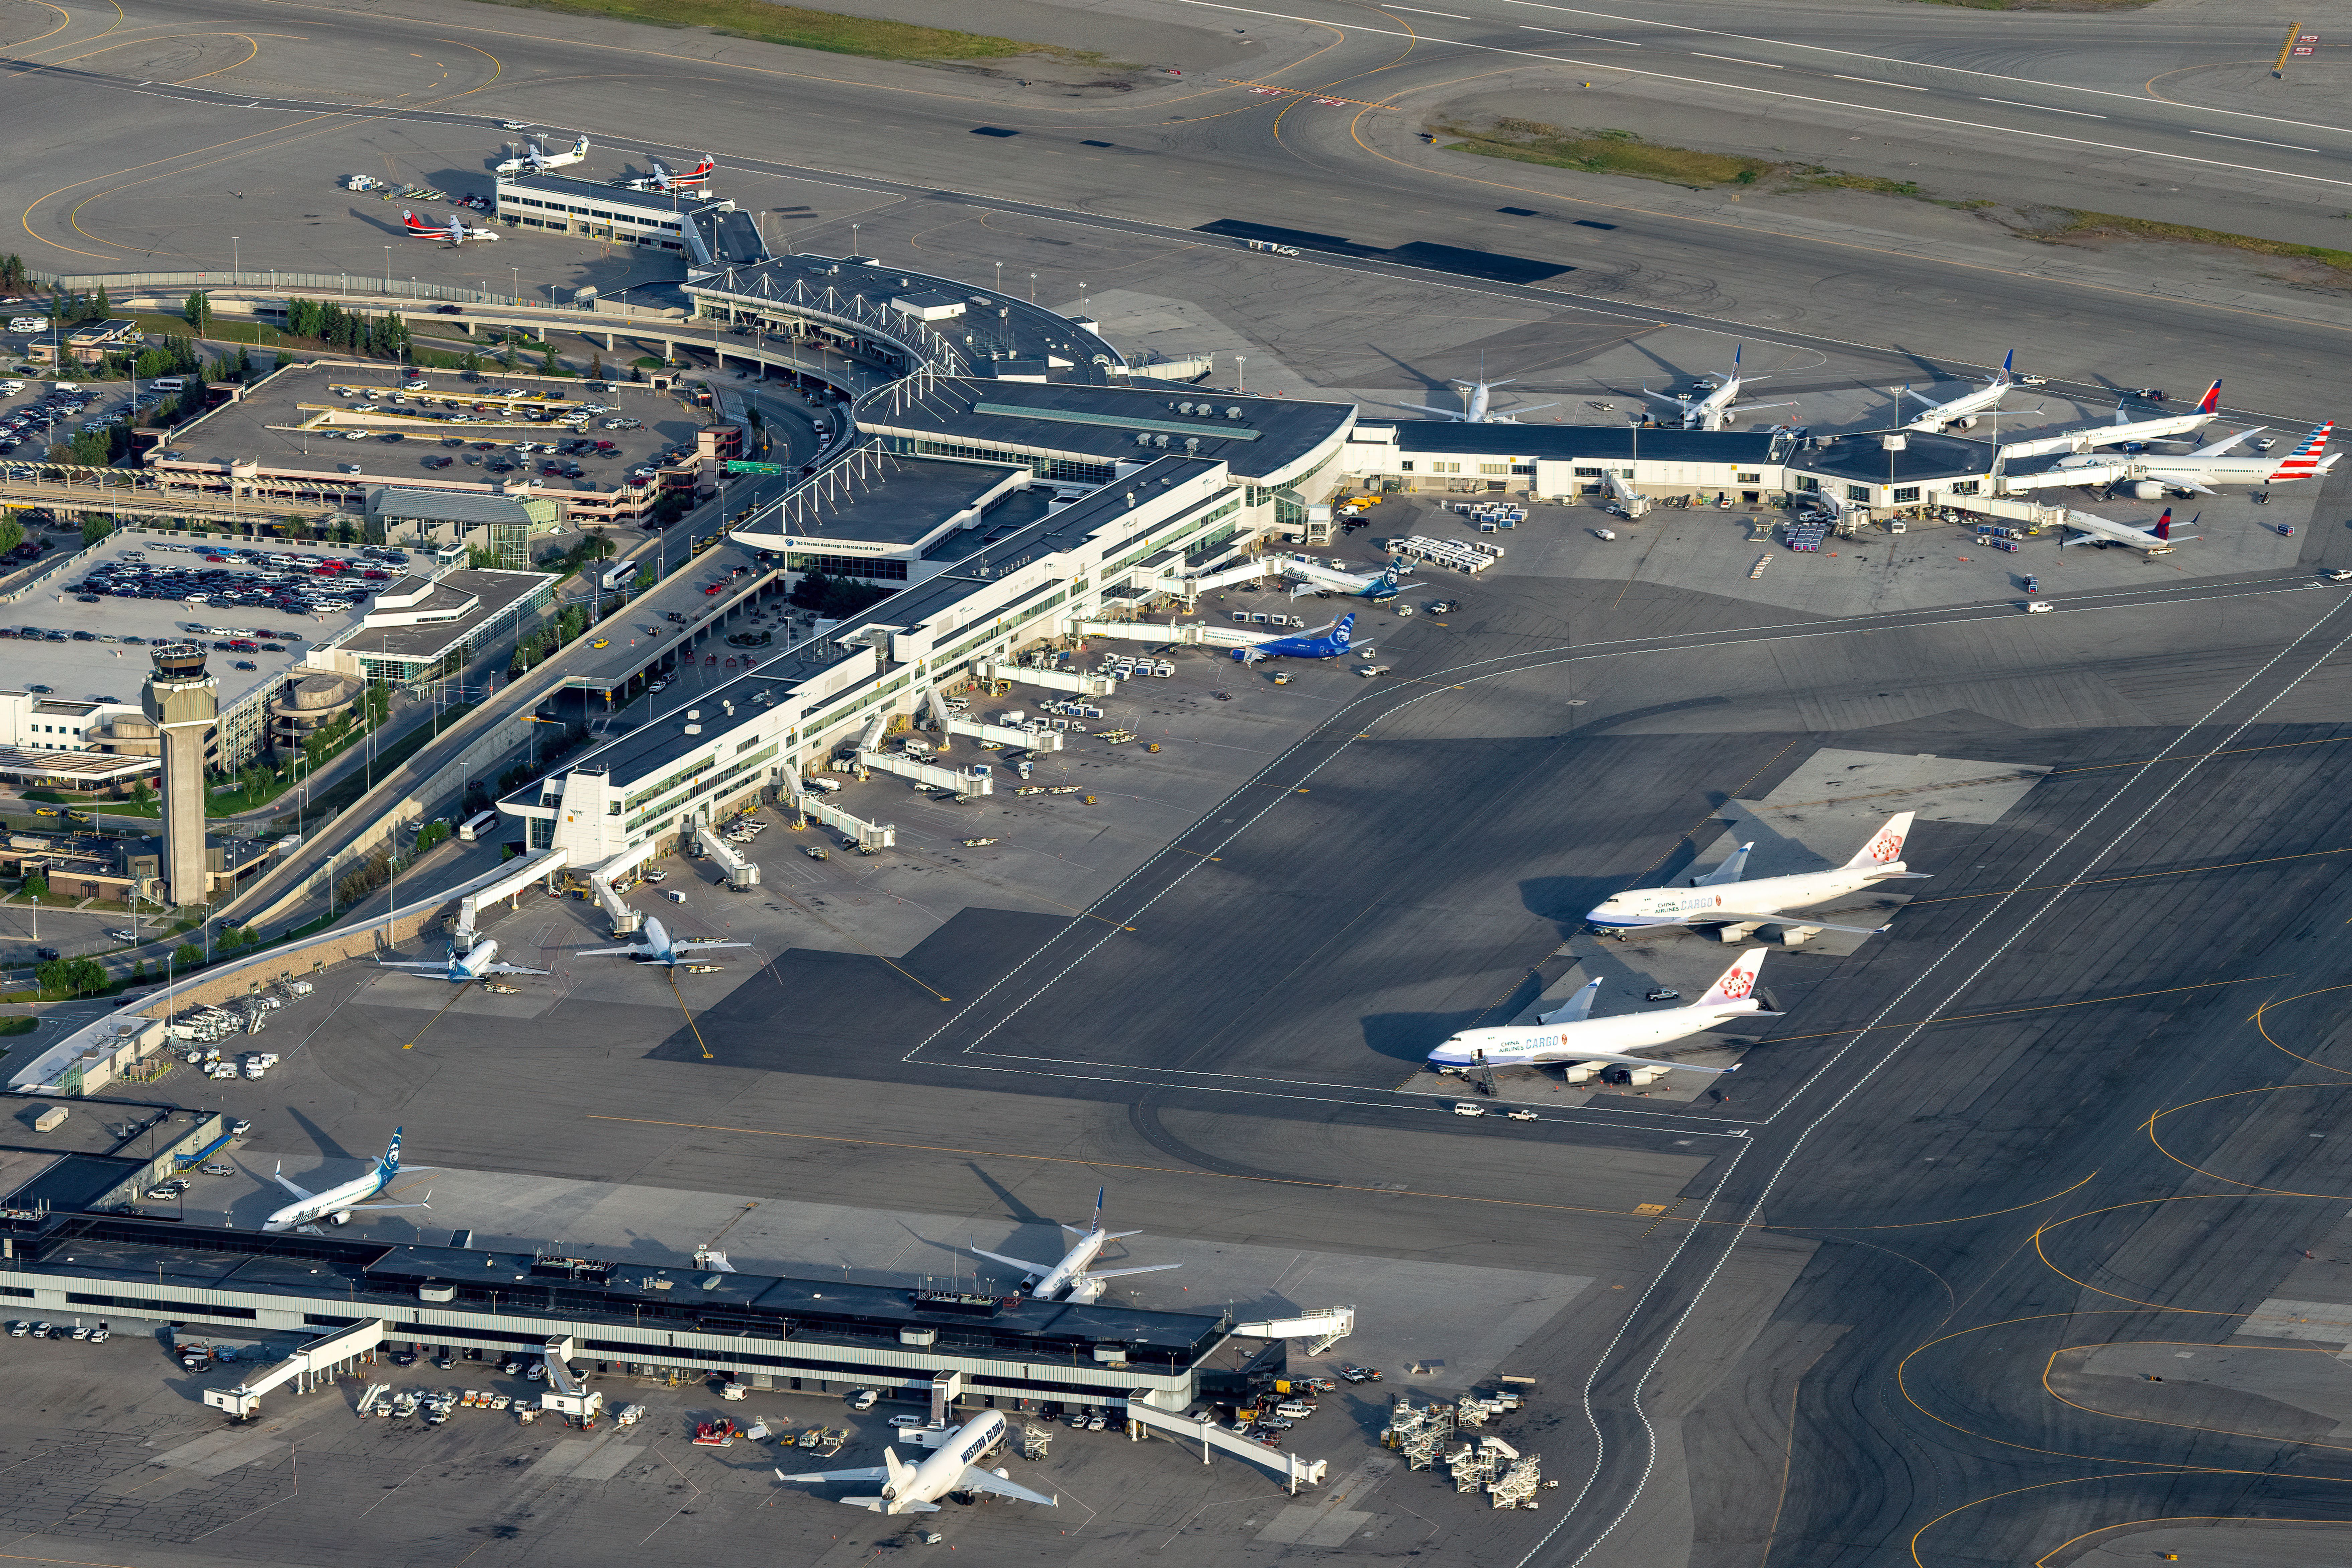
left=537, top=1334, right=604, bottom=1422
left=588, top=841, right=658, bottom=936
left=947, top=716, right=1062, bottom=750
left=454, top=848, right=569, bottom=950
left=693, top=820, right=761, bottom=888
left=1075, top=620, right=1265, bottom=651
left=1121, top=1395, right=1330, bottom=1494
left=803, top=793, right=895, bottom=852
left=1168, top=557, right=1270, bottom=600
left=203, top=1319, right=387, bottom=1418
left=857, top=749, right=995, bottom=795
left=975, top=659, right=1113, bottom=696
left=1231, top=1304, right=1356, bottom=1358
left=1603, top=471, right=1651, bottom=518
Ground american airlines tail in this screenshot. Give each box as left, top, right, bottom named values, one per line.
left=1845, top=811, right=1915, bottom=869
left=2269, top=421, right=2337, bottom=481
left=1698, top=949, right=1766, bottom=1007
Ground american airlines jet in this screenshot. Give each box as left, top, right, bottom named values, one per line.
left=2115, top=420, right=2336, bottom=496
left=1643, top=347, right=1794, bottom=431
left=402, top=209, right=500, bottom=246
left=1585, top=812, right=1927, bottom=937
left=777, top=1410, right=1057, bottom=1514
left=1426, top=949, right=1774, bottom=1076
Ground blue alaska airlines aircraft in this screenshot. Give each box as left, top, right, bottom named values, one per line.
left=1231, top=611, right=1364, bottom=664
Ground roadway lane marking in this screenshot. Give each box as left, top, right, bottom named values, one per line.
left=1691, top=51, right=1777, bottom=68
left=1519, top=24, right=1637, bottom=43
left=1980, top=97, right=2105, bottom=119
left=1385, top=4, right=1468, bottom=14
left=2189, top=129, right=2322, bottom=153
left=1163, top=0, right=2352, bottom=191
left=1834, top=74, right=1924, bottom=91
left=1494, top=0, right=2352, bottom=143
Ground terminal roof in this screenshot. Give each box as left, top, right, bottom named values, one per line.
left=1384, top=421, right=1786, bottom=464
left=868, top=378, right=1352, bottom=483
left=1793, top=429, right=1997, bottom=484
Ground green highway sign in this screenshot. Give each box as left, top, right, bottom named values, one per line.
left=723, top=461, right=785, bottom=475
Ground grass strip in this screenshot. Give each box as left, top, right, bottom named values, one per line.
left=2051, top=210, right=2352, bottom=277
left=463, top=0, right=1053, bottom=61
left=1904, top=0, right=2155, bottom=11
left=1442, top=120, right=1776, bottom=188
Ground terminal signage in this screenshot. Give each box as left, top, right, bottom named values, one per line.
left=723, top=460, right=784, bottom=475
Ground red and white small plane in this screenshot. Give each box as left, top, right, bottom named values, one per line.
left=403, top=209, right=501, bottom=246
left=616, top=154, right=715, bottom=194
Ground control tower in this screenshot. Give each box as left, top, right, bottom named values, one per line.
left=141, top=643, right=218, bottom=907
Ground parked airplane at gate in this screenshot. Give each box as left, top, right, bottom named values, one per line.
left=969, top=1188, right=1180, bottom=1302
left=1229, top=611, right=1364, bottom=664
left=262, top=1128, right=432, bottom=1234
left=1426, top=949, right=1773, bottom=1075
left=1585, top=812, right=1926, bottom=936
left=574, top=916, right=749, bottom=967
left=403, top=210, right=500, bottom=245
left=1899, top=350, right=2024, bottom=432
left=1283, top=556, right=1410, bottom=601
left=2073, top=420, right=2339, bottom=496
left=2058, top=506, right=2199, bottom=554
left=777, top=1410, right=1057, bottom=1514
left=1643, top=347, right=1794, bottom=431
left=494, top=134, right=588, bottom=175
left=376, top=938, right=547, bottom=983
left=616, top=154, right=715, bottom=194
left=1398, top=363, right=1553, bottom=424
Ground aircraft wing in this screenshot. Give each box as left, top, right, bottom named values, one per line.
left=2191, top=427, right=2263, bottom=458
left=959, top=1468, right=1059, bottom=1506
left=678, top=940, right=753, bottom=953
left=1083, top=1263, right=1182, bottom=1282
left=375, top=961, right=450, bottom=971
left=345, top=1198, right=432, bottom=1214
left=1703, top=910, right=1892, bottom=936
left=2131, top=470, right=2216, bottom=496
left=481, top=962, right=550, bottom=976
left=272, top=1165, right=316, bottom=1201
left=1536, top=978, right=1601, bottom=1025
left=1394, top=403, right=1465, bottom=420
left=1552, top=1046, right=1743, bottom=1076
left=571, top=944, right=649, bottom=958
left=971, top=1245, right=1059, bottom=1275
left=1498, top=401, right=1558, bottom=419
left=776, top=1465, right=889, bottom=1483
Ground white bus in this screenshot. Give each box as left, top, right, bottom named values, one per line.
left=458, top=811, right=499, bottom=843
left=600, top=558, right=640, bottom=592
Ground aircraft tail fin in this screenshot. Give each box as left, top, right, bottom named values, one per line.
left=380, top=1127, right=402, bottom=1178
left=2271, top=421, right=2335, bottom=480
left=2196, top=379, right=2222, bottom=416
left=1698, top=948, right=1767, bottom=1007
left=2153, top=507, right=2172, bottom=540
left=1333, top=612, right=1355, bottom=649
left=1536, top=977, right=1602, bottom=1025
left=1996, top=349, right=2013, bottom=383
left=1846, top=811, right=1915, bottom=869
left=1693, top=843, right=1753, bottom=887
left=883, top=1447, right=916, bottom=1501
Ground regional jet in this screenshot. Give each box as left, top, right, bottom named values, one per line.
left=1643, top=347, right=1795, bottom=431
left=1229, top=611, right=1366, bottom=664
left=494, top=134, right=588, bottom=176
left=2057, top=506, right=2199, bottom=554
left=1426, top=949, right=1774, bottom=1076
left=1585, top=811, right=1926, bottom=936
left=777, top=1410, right=1058, bottom=1514
left=969, top=1188, right=1180, bottom=1302
left=262, top=1128, right=433, bottom=1234
left=403, top=210, right=501, bottom=246
left=1398, top=365, right=1553, bottom=424
left=616, top=154, right=716, bottom=194
left=376, top=938, right=547, bottom=983
left=573, top=915, right=749, bottom=968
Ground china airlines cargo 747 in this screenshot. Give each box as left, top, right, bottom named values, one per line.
left=1426, top=949, right=1773, bottom=1077
left=1585, top=812, right=1927, bottom=937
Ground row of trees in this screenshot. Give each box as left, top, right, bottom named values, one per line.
left=282, top=298, right=417, bottom=360
left=511, top=602, right=592, bottom=673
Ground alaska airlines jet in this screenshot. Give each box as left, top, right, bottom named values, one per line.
left=1284, top=556, right=1410, bottom=601
left=1644, top=347, right=1795, bottom=431
left=777, top=1410, right=1058, bottom=1514
left=969, top=1188, right=1180, bottom=1302
left=1426, top=949, right=1773, bottom=1076
left=403, top=210, right=501, bottom=245
left=574, top=916, right=749, bottom=967
left=262, top=1128, right=433, bottom=1233
left=1230, top=611, right=1364, bottom=664
left=2059, top=506, right=2198, bottom=553
left=1899, top=350, right=2022, bottom=432
left=1585, top=812, right=1925, bottom=936
left=376, top=938, right=547, bottom=983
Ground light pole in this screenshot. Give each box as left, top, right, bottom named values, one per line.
left=511, top=266, right=520, bottom=306
left=231, top=236, right=240, bottom=287
left=383, top=246, right=391, bottom=294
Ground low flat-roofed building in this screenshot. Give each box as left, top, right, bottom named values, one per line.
left=494, top=172, right=699, bottom=252
left=308, top=567, right=555, bottom=686
left=1783, top=429, right=2001, bottom=511
left=729, top=452, right=1049, bottom=583
left=1342, top=421, right=1792, bottom=501
left=367, top=485, right=558, bottom=568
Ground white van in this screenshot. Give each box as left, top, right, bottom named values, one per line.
left=149, top=377, right=187, bottom=393
left=1453, top=1102, right=1486, bottom=1117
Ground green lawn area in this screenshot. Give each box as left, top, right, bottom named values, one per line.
left=1441, top=121, right=1777, bottom=188
left=466, top=0, right=1062, bottom=60
left=2050, top=210, right=2352, bottom=277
